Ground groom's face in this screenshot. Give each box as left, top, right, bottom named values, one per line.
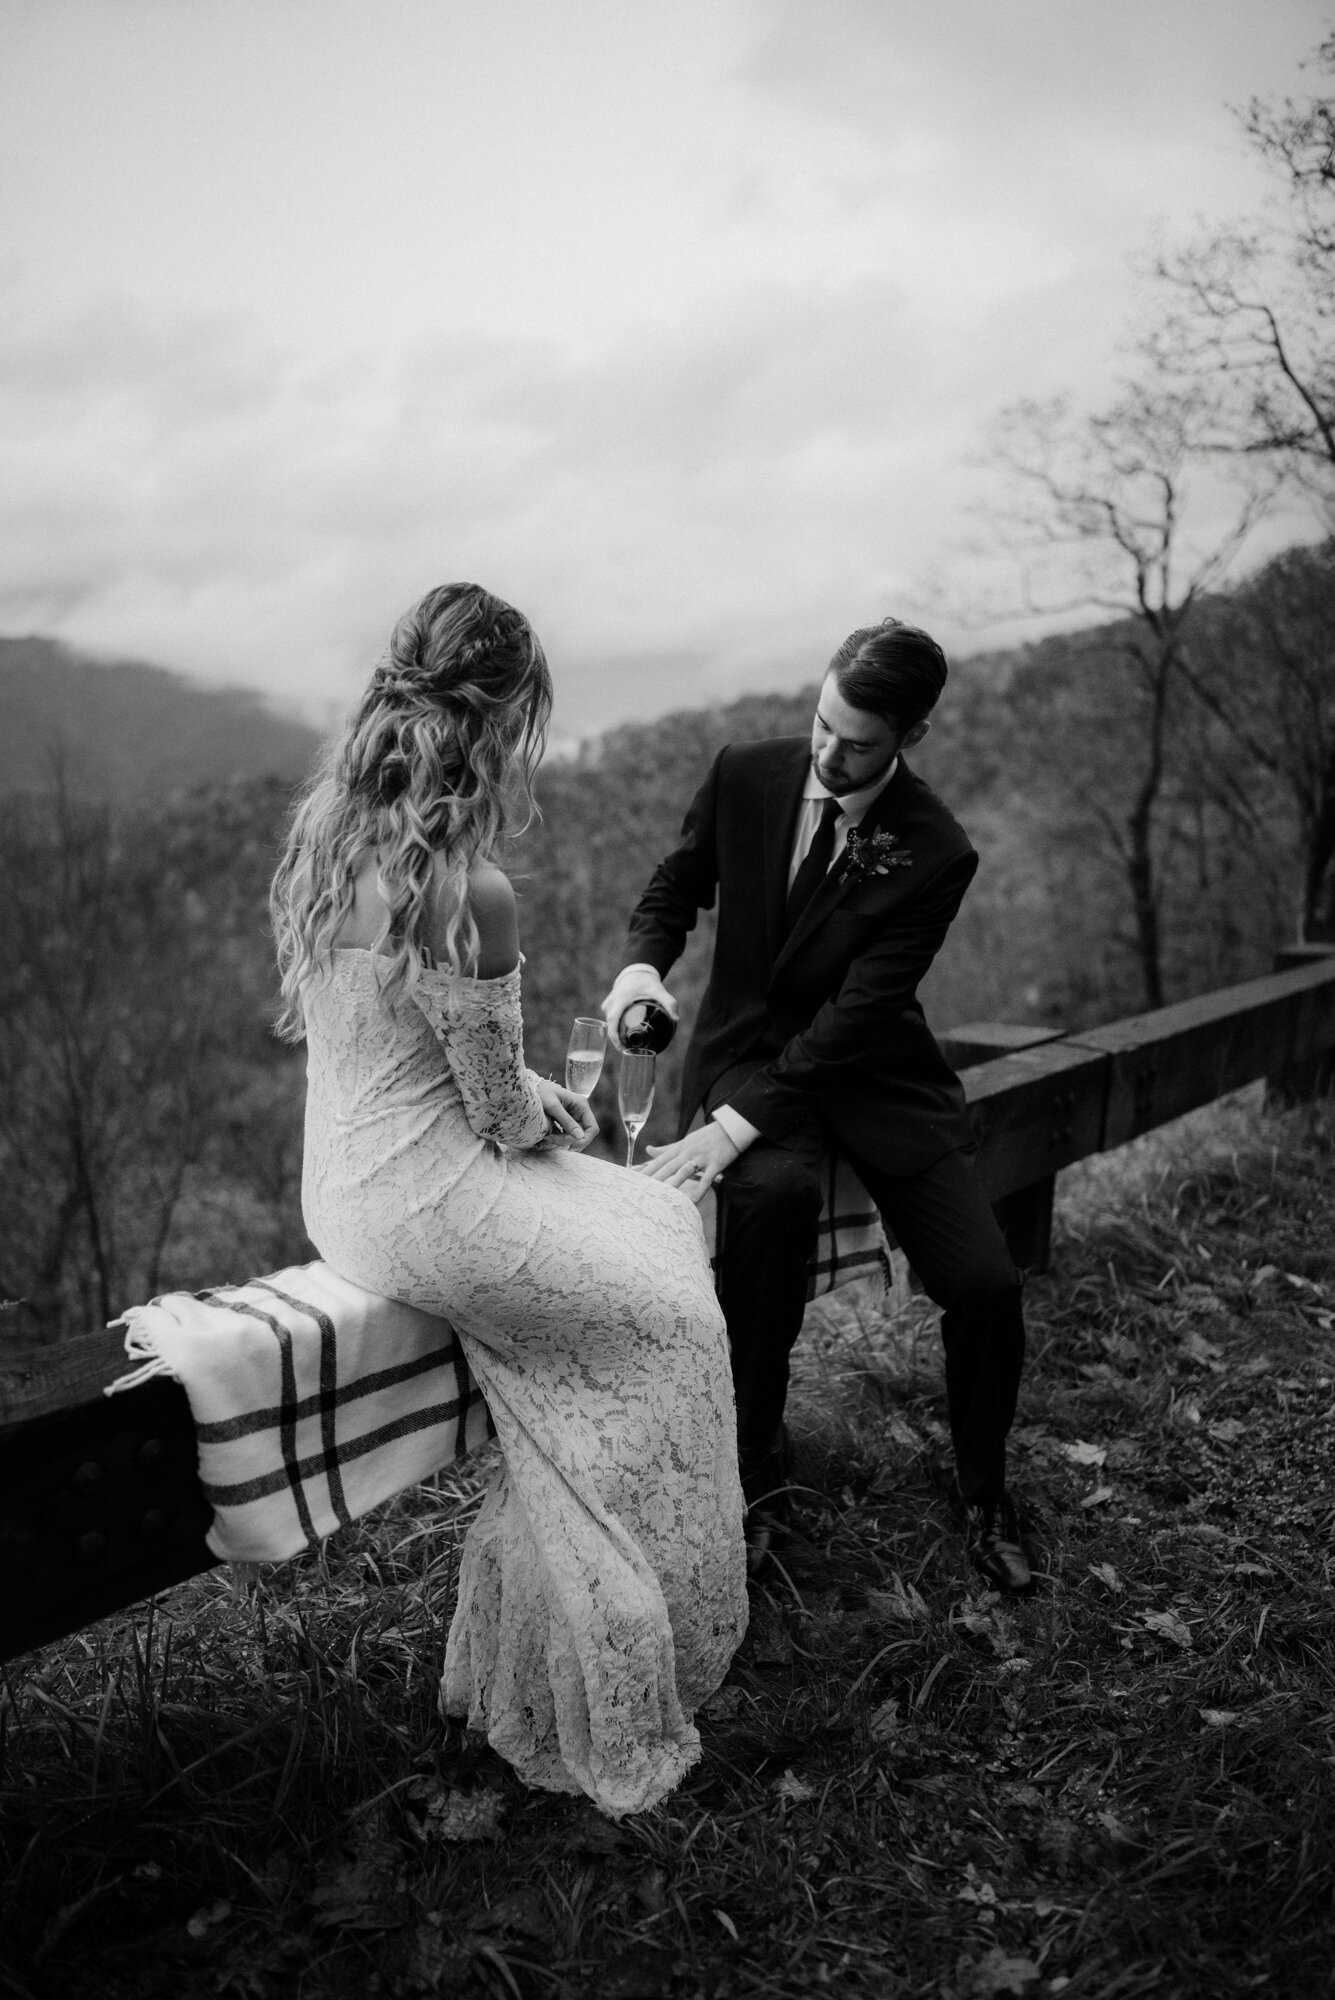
left=810, top=671, right=902, bottom=796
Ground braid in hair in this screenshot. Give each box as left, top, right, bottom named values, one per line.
left=271, top=583, right=553, bottom=1038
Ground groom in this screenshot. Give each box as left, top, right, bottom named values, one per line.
left=602, top=618, right=1031, bottom=1591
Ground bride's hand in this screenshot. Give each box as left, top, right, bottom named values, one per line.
left=535, top=1078, right=598, bottom=1149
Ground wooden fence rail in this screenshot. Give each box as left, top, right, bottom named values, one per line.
left=4, top=951, right=1335, bottom=1662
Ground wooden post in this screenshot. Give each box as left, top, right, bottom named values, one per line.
left=937, top=1022, right=1064, bottom=1069
left=0, top=1330, right=217, bottom=1661
left=939, top=1024, right=1066, bottom=1271
left=1267, top=945, right=1335, bottom=1104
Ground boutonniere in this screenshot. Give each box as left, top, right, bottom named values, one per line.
left=839, top=826, right=913, bottom=884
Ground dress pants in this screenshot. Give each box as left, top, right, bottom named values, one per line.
left=707, top=1080, right=1025, bottom=1507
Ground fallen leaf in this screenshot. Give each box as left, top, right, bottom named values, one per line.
left=1142, top=1610, right=1194, bottom=1649
left=1252, top=1264, right=1280, bottom=1283
left=186, top=1898, right=231, bottom=1940
left=407, top=1778, right=506, bottom=1845
left=1080, top=1485, right=1115, bottom=1509
left=1059, top=1440, right=1107, bottom=1467
left=309, top=1839, right=402, bottom=1930
left=867, top=1581, right=928, bottom=1625
left=702, top=1684, right=750, bottom=1722
left=969, top=1945, right=1042, bottom=1995
left=882, top=1412, right=924, bottom=1450
left=772, top=1768, right=817, bottom=1803
left=470, top=1888, right=550, bottom=1941
left=958, top=1864, right=998, bottom=1907
left=634, top=1867, right=668, bottom=1916
left=1200, top=1708, right=1242, bottom=1728
left=868, top=1698, right=902, bottom=1744
left=745, top=1602, right=793, bottom=1665
left=1179, top=1286, right=1226, bottom=1317
left=713, top=1909, right=739, bottom=1942
left=565, top=1802, right=633, bottom=1855
left=1087, top=1562, right=1123, bottom=1592
left=1207, top=1418, right=1247, bottom=1443
left=1010, top=1424, right=1056, bottom=1450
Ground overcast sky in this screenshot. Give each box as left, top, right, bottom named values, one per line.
left=0, top=0, right=1328, bottom=737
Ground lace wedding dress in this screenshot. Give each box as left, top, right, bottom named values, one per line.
left=301, top=952, right=748, bottom=1816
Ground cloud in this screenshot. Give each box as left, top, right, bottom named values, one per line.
left=0, top=243, right=1281, bottom=738
left=0, top=273, right=1074, bottom=732
left=0, top=0, right=1325, bottom=735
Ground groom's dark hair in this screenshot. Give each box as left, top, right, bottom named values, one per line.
left=829, top=618, right=948, bottom=730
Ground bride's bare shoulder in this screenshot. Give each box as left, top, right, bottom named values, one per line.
left=427, top=854, right=519, bottom=976
left=332, top=857, right=388, bottom=950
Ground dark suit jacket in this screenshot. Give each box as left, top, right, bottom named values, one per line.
left=625, top=737, right=978, bottom=1176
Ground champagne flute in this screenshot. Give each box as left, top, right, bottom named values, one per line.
left=565, top=1016, right=608, bottom=1096
left=617, top=1050, right=656, bottom=1169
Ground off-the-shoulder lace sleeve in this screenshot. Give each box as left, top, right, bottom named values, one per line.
left=412, top=964, right=549, bottom=1149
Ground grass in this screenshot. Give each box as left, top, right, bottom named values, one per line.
left=2, top=1089, right=1335, bottom=1999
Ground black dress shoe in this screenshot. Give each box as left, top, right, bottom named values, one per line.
left=951, top=1483, right=1033, bottom=1593
left=742, top=1496, right=789, bottom=1577
left=741, top=1428, right=792, bottom=1576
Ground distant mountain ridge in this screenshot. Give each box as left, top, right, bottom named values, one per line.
left=0, top=636, right=322, bottom=797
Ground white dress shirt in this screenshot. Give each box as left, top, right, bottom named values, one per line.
left=711, top=755, right=899, bottom=1154
left=785, top=757, right=900, bottom=887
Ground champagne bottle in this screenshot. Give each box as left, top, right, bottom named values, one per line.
left=616, top=999, right=677, bottom=1054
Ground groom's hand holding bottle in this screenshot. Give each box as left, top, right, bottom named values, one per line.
left=599, top=966, right=747, bottom=1202
left=601, top=965, right=680, bottom=1056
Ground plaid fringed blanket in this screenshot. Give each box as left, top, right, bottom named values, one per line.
left=700, top=1150, right=892, bottom=1302
left=107, top=1162, right=889, bottom=1564
left=109, top=1264, right=494, bottom=1562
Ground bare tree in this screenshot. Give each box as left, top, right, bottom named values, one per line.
left=1174, top=541, right=1335, bottom=941
left=983, top=384, right=1273, bottom=1007
left=1152, top=34, right=1335, bottom=491
left=0, top=768, right=300, bottom=1337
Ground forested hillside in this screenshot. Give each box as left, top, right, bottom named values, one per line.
left=2, top=539, right=1330, bottom=1340
left=0, top=637, right=320, bottom=797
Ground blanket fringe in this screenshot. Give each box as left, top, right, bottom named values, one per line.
left=103, top=1307, right=180, bottom=1397
left=227, top=1562, right=264, bottom=1598
left=104, top=1357, right=175, bottom=1396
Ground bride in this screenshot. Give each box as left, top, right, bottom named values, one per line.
left=269, top=582, right=747, bottom=1817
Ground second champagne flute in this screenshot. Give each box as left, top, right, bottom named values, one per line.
left=617, top=1050, right=656, bottom=1169
left=565, top=1016, right=608, bottom=1095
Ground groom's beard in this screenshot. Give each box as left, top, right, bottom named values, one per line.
left=811, top=744, right=899, bottom=797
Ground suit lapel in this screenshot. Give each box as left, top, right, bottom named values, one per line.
left=762, top=746, right=811, bottom=964
left=771, top=756, right=913, bottom=975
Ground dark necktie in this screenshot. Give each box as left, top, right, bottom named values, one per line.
left=784, top=796, right=842, bottom=932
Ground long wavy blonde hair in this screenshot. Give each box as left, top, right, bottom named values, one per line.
left=271, top=582, right=552, bottom=1040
